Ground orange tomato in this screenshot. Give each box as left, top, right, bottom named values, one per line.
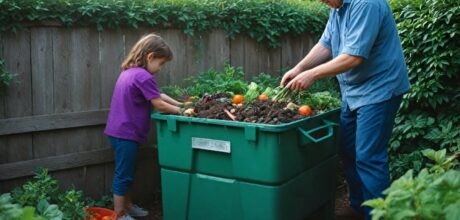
left=298, top=105, right=312, bottom=116
left=232, top=94, right=245, bottom=104
left=258, top=94, right=268, bottom=101
left=101, top=216, right=111, bottom=220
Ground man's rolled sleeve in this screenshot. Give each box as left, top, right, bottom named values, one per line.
left=319, top=11, right=333, bottom=49
left=342, top=2, right=381, bottom=59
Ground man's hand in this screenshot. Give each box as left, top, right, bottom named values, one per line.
left=280, top=67, right=302, bottom=87
left=285, top=70, right=316, bottom=91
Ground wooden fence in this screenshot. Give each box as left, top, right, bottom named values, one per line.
left=0, top=25, right=315, bottom=201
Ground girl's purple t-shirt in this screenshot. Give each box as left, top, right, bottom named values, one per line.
left=104, top=67, right=161, bottom=143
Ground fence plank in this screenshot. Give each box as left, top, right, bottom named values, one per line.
left=71, top=28, right=101, bottom=111
left=281, top=34, right=302, bottom=70
left=256, top=44, right=282, bottom=78
left=31, top=27, right=55, bottom=115
left=187, top=30, right=230, bottom=80
left=303, top=33, right=316, bottom=58
left=207, top=30, right=230, bottom=71
left=83, top=164, right=106, bottom=199
left=1, top=30, right=34, bottom=163
left=30, top=28, right=57, bottom=161
left=0, top=33, right=4, bottom=119
left=230, top=35, right=246, bottom=75
left=2, top=30, right=32, bottom=118
left=0, top=110, right=108, bottom=135
left=243, top=37, right=260, bottom=80
left=185, top=35, right=205, bottom=81
left=0, top=33, right=5, bottom=164
left=53, top=29, right=73, bottom=113
left=161, top=29, right=187, bottom=86
left=100, top=30, right=125, bottom=109
left=0, top=147, right=154, bottom=180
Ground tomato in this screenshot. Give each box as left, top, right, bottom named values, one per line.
left=298, top=105, right=312, bottom=116
left=101, top=216, right=112, bottom=220
left=258, top=94, right=268, bottom=101
left=232, top=94, right=244, bottom=104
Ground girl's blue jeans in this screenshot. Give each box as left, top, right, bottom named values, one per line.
left=339, top=95, right=402, bottom=220
left=108, top=136, right=139, bottom=196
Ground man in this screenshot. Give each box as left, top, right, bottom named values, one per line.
left=280, top=0, right=410, bottom=219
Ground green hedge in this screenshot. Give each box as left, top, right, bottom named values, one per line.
left=388, top=0, right=460, bottom=178
left=0, top=0, right=328, bottom=47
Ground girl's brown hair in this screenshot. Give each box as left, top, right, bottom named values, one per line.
left=121, top=33, right=173, bottom=70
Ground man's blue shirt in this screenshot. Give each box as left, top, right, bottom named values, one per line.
left=319, top=0, right=410, bottom=110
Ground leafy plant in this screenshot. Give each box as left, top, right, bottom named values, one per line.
left=0, top=193, right=45, bottom=220
left=55, top=190, right=86, bottom=220
left=8, top=167, right=111, bottom=220
left=387, top=0, right=460, bottom=179
left=363, top=149, right=460, bottom=220
left=11, top=168, right=59, bottom=208
left=163, top=64, right=248, bottom=98
left=0, top=59, right=15, bottom=91
left=85, top=195, right=114, bottom=210
left=35, top=200, right=62, bottom=220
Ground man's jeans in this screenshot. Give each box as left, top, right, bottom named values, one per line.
left=339, top=95, right=403, bottom=219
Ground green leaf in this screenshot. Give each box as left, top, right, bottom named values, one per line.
left=444, top=199, right=460, bottom=220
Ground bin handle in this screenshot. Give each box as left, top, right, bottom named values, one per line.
left=298, top=120, right=337, bottom=144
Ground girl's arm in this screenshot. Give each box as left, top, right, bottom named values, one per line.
left=151, top=98, right=181, bottom=114
left=160, top=93, right=183, bottom=106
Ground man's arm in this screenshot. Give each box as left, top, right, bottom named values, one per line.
left=280, top=43, right=332, bottom=87
left=295, top=43, right=333, bottom=72
left=285, top=54, right=363, bottom=91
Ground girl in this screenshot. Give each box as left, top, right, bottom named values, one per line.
left=104, top=33, right=182, bottom=220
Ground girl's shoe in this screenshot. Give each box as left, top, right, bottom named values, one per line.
left=127, top=204, right=149, bottom=217
left=118, top=214, right=136, bottom=220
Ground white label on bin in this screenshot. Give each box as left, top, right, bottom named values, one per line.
left=192, top=137, right=231, bottom=153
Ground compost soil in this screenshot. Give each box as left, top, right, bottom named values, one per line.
left=191, top=93, right=309, bottom=124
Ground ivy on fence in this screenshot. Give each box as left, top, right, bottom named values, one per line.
left=0, top=0, right=328, bottom=48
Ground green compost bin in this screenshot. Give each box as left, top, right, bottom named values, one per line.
left=152, top=108, right=341, bottom=220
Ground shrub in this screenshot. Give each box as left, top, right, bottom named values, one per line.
left=388, top=0, right=460, bottom=178
left=364, top=149, right=460, bottom=220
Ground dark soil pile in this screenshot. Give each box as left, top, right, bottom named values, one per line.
left=191, top=93, right=309, bottom=124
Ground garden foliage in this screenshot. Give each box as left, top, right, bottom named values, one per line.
left=0, top=59, right=14, bottom=92
left=363, top=149, right=460, bottom=220
left=161, top=64, right=341, bottom=111
left=0, top=0, right=328, bottom=47
left=1, top=168, right=113, bottom=220
left=387, top=0, right=460, bottom=178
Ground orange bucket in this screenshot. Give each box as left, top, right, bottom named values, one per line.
left=85, top=207, right=117, bottom=220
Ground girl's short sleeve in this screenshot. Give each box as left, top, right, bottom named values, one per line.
left=135, top=76, right=161, bottom=101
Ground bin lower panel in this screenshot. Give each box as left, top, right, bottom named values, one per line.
left=161, top=156, right=338, bottom=220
